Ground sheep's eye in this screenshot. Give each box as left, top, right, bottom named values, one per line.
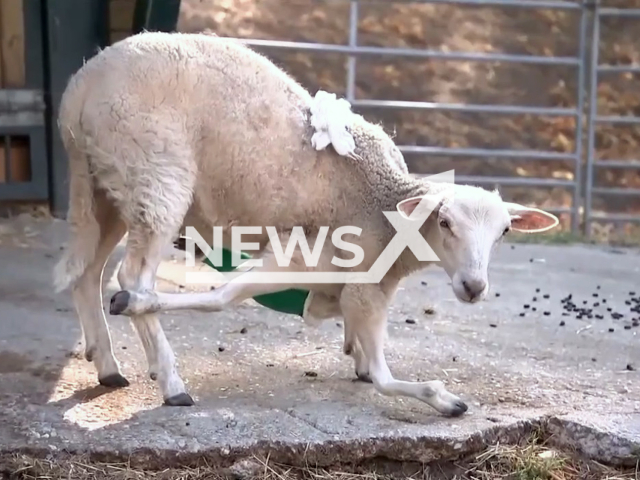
left=503, top=226, right=511, bottom=236
left=439, top=219, right=450, bottom=229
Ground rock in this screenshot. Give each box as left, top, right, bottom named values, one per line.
left=224, top=458, right=263, bottom=480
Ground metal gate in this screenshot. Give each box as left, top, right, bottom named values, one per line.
left=0, top=0, right=48, bottom=202
left=206, top=0, right=640, bottom=237
left=585, top=3, right=640, bottom=238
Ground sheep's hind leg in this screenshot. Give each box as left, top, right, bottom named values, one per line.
left=115, top=227, right=193, bottom=406
left=71, top=189, right=128, bottom=387
left=110, top=254, right=307, bottom=315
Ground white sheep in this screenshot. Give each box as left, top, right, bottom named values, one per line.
left=53, top=31, right=559, bottom=416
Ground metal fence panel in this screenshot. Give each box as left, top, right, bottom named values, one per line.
left=225, top=0, right=589, bottom=233
left=584, top=3, right=640, bottom=238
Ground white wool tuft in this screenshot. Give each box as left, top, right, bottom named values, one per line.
left=309, top=90, right=357, bottom=157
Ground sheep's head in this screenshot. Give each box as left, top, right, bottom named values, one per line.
left=396, top=184, right=559, bottom=304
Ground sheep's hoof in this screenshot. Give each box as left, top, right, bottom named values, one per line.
left=354, top=370, right=373, bottom=383
left=446, top=400, right=469, bottom=417
left=99, top=373, right=130, bottom=388
left=109, top=290, right=131, bottom=315
left=164, top=393, right=195, bottom=407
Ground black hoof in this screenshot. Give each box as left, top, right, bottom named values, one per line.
left=84, top=347, right=94, bottom=362
left=99, top=373, right=130, bottom=388
left=109, top=290, right=131, bottom=315
left=164, top=392, right=195, bottom=406
left=354, top=371, right=373, bottom=383
left=447, top=400, right=469, bottom=417
left=149, top=372, right=158, bottom=381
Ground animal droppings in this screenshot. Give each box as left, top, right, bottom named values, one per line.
left=609, top=328, right=615, bottom=332
left=495, top=292, right=501, bottom=297
left=624, top=325, right=631, bottom=330
left=532, top=297, right=538, bottom=302
left=240, top=327, right=248, bottom=334
left=218, top=346, right=225, bottom=352
left=559, top=321, right=565, bottom=326
left=543, top=311, right=550, bottom=316
left=536, top=288, right=541, bottom=293
left=304, top=371, right=318, bottom=377
left=543, top=294, right=550, bottom=299
left=630, top=292, right=636, bottom=296
left=597, top=285, right=601, bottom=290
left=532, top=307, right=537, bottom=311
left=627, top=364, right=635, bottom=371
left=524, top=304, right=530, bottom=309
left=562, top=312, right=569, bottom=316
left=519, top=313, right=525, bottom=317
left=421, top=281, right=427, bottom=286
left=489, top=323, right=497, bottom=328
left=592, top=293, right=598, bottom=298
left=405, top=318, right=416, bottom=325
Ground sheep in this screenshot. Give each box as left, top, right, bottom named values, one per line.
left=53, top=31, right=559, bottom=416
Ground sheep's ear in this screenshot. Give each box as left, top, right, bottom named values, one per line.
left=396, top=195, right=441, bottom=220
left=503, top=202, right=559, bottom=233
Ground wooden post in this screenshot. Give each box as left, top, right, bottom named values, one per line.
left=0, top=0, right=26, bottom=88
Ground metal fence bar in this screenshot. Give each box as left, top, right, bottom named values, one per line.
left=415, top=173, right=574, bottom=188
left=571, top=5, right=588, bottom=234
left=346, top=0, right=358, bottom=102
left=598, top=8, right=640, bottom=17
left=237, top=39, right=580, bottom=66
left=595, top=115, right=640, bottom=125
left=352, top=99, right=577, bottom=116
left=330, top=0, right=581, bottom=9
left=399, top=145, right=575, bottom=160
left=598, top=65, right=640, bottom=74
left=591, top=187, right=640, bottom=197
left=584, top=7, right=600, bottom=238
left=594, top=160, right=640, bottom=169
left=588, top=213, right=640, bottom=223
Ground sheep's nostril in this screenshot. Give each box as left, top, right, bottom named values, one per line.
left=462, top=278, right=486, bottom=300
left=462, top=280, right=472, bottom=296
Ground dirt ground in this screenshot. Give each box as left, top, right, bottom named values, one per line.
left=0, top=214, right=638, bottom=470
left=175, top=0, right=640, bottom=239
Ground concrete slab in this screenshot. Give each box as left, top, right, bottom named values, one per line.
left=0, top=215, right=639, bottom=467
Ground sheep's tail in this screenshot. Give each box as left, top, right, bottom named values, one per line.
left=53, top=82, right=101, bottom=293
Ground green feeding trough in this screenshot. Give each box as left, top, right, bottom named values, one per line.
left=201, top=248, right=311, bottom=317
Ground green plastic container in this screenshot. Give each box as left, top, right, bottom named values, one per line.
left=202, top=248, right=311, bottom=317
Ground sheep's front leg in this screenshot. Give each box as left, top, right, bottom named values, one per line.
left=343, top=318, right=372, bottom=383
left=340, top=284, right=468, bottom=417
